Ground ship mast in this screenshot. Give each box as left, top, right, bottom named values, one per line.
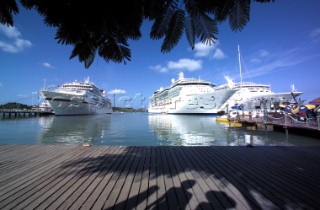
left=238, top=45, right=243, bottom=87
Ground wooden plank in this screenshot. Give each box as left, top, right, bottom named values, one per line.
left=0, top=146, right=87, bottom=199
left=135, top=146, right=152, bottom=210
left=164, top=147, right=192, bottom=209
left=89, top=146, right=135, bottom=210
left=50, top=146, right=117, bottom=210
left=181, top=146, right=246, bottom=209
left=195, top=147, right=265, bottom=209
left=154, top=146, right=168, bottom=209
left=62, top=146, right=124, bottom=210
left=35, top=146, right=112, bottom=209
left=169, top=147, right=203, bottom=209
left=159, top=146, right=180, bottom=209
left=190, top=147, right=252, bottom=209
left=0, top=147, right=96, bottom=209
left=102, top=146, right=140, bottom=209
left=111, top=147, right=143, bottom=210
left=1, top=146, right=320, bottom=210
left=77, top=146, right=129, bottom=210
left=178, top=146, right=230, bottom=209
left=206, top=147, right=317, bottom=209
left=230, top=146, right=320, bottom=208
left=145, top=146, right=158, bottom=209
left=227, top=146, right=319, bottom=204
left=123, top=147, right=145, bottom=210
left=0, top=145, right=72, bottom=183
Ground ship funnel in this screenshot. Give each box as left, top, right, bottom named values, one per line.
left=290, top=83, right=297, bottom=92
left=178, top=72, right=184, bottom=80
left=225, top=76, right=235, bottom=88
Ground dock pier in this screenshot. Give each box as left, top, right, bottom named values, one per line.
left=0, top=109, right=54, bottom=118
left=235, top=113, right=320, bottom=138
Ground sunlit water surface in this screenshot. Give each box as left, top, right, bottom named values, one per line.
left=1, top=113, right=319, bottom=146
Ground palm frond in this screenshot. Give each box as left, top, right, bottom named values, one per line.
left=55, top=24, right=83, bottom=45
left=98, top=36, right=131, bottom=64
left=194, top=13, right=217, bottom=45
left=229, top=0, right=250, bottom=32
left=161, top=9, right=185, bottom=53
left=143, top=0, right=165, bottom=20
left=213, top=0, right=235, bottom=22
left=254, top=0, right=275, bottom=2
left=185, top=15, right=195, bottom=49
left=0, top=0, right=19, bottom=26
left=150, top=3, right=175, bottom=39
left=69, top=41, right=96, bottom=68
left=184, top=0, right=201, bottom=18
left=84, top=51, right=96, bottom=69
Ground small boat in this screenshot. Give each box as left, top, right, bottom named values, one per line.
left=216, top=112, right=242, bottom=127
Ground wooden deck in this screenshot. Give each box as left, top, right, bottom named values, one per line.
left=1, top=145, right=320, bottom=209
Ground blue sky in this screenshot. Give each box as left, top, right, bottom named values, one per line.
left=1, top=0, right=320, bottom=108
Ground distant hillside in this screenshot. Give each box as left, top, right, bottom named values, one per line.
left=112, top=107, right=147, bottom=112
left=0, top=102, right=32, bottom=109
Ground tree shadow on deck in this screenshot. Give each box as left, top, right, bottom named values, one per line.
left=58, top=146, right=320, bottom=209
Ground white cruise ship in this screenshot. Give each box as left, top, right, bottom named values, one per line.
left=40, top=77, right=112, bottom=115
left=216, top=76, right=303, bottom=113
left=216, top=45, right=303, bottom=114
left=148, top=72, right=237, bottom=114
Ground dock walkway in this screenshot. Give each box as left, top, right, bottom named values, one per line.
left=1, top=145, right=320, bottom=209
left=0, top=109, right=54, bottom=118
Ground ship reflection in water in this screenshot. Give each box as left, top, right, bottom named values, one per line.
left=38, top=115, right=111, bottom=145
left=148, top=114, right=295, bottom=146
left=32, top=113, right=320, bottom=146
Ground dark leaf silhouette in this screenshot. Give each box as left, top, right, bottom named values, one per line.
left=0, top=0, right=275, bottom=68
left=161, top=9, right=185, bottom=53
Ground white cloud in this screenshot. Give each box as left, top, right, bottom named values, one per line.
left=149, top=64, right=168, bottom=73
left=193, top=41, right=226, bottom=60
left=0, top=25, right=32, bottom=53
left=249, top=49, right=269, bottom=64
left=0, top=25, right=21, bottom=38
left=43, top=62, right=54, bottom=68
left=167, top=58, right=202, bottom=71
left=250, top=58, right=261, bottom=64
left=310, top=27, right=320, bottom=41
left=259, top=49, right=269, bottom=57
left=17, top=94, right=28, bottom=98
left=243, top=47, right=320, bottom=79
left=150, top=58, right=203, bottom=73
left=213, top=48, right=226, bottom=59
left=108, top=89, right=126, bottom=95
left=194, top=42, right=215, bottom=57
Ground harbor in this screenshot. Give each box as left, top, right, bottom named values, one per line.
left=1, top=145, right=320, bottom=209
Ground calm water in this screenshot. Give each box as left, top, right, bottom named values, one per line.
left=0, top=113, right=319, bottom=146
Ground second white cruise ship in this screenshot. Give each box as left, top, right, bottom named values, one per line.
left=148, top=72, right=237, bottom=114
left=40, top=77, right=112, bottom=115
left=216, top=76, right=303, bottom=113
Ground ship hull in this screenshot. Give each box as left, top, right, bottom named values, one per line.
left=148, top=89, right=236, bottom=114
left=218, top=91, right=303, bottom=113
left=40, top=91, right=112, bottom=116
